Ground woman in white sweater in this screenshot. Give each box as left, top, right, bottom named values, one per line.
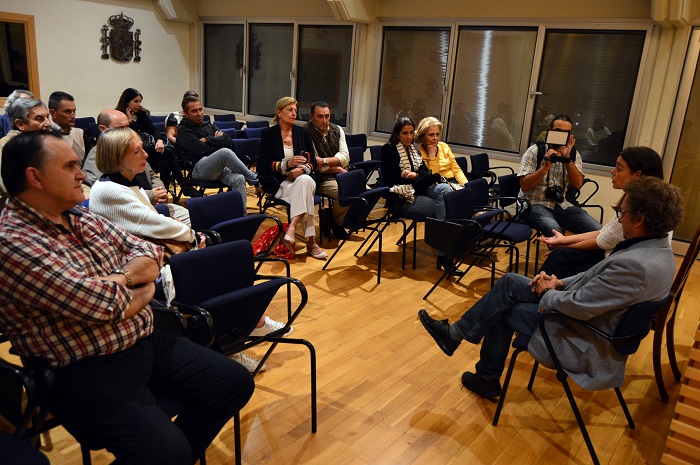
left=90, top=127, right=201, bottom=246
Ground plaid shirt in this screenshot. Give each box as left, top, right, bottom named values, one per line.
left=0, top=198, right=162, bottom=367
left=517, top=143, right=584, bottom=210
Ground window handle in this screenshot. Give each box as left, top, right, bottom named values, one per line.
left=529, top=87, right=543, bottom=99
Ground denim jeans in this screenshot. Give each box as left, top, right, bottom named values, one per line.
left=453, top=273, right=543, bottom=379
left=192, top=148, right=257, bottom=213
left=400, top=182, right=452, bottom=221
left=525, top=203, right=602, bottom=237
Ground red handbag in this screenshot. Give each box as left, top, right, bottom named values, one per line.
left=252, top=223, right=293, bottom=258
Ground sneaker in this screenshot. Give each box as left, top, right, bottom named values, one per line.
left=232, top=352, right=266, bottom=373
left=418, top=309, right=461, bottom=356
left=461, top=371, right=502, bottom=398
left=249, top=316, right=293, bottom=337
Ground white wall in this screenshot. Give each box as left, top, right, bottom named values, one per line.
left=1, top=0, right=192, bottom=118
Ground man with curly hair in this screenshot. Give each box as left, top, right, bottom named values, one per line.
left=419, top=176, right=683, bottom=398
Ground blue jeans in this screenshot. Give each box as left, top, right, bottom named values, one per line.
left=192, top=148, right=257, bottom=214
left=525, top=203, right=602, bottom=237
left=400, top=182, right=451, bottom=220
left=453, top=273, right=543, bottom=379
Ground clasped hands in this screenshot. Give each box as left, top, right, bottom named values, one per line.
left=529, top=271, right=562, bottom=297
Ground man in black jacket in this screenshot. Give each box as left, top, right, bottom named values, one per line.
left=176, top=96, right=258, bottom=213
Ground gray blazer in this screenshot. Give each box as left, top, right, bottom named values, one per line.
left=528, top=236, right=675, bottom=390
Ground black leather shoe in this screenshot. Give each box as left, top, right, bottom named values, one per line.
left=461, top=371, right=502, bottom=398
left=331, top=221, right=349, bottom=240
left=418, top=309, right=460, bottom=356
left=181, top=185, right=203, bottom=198
left=437, top=256, right=465, bottom=277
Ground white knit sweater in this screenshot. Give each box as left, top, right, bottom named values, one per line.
left=90, top=180, right=194, bottom=243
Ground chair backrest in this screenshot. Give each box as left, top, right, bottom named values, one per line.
left=348, top=146, right=364, bottom=164
left=336, top=170, right=389, bottom=230
left=203, top=114, right=211, bottom=123
left=455, top=156, right=469, bottom=174
left=232, top=138, right=261, bottom=163
left=424, top=216, right=483, bottom=257
left=214, top=113, right=237, bottom=122
left=244, top=127, right=265, bottom=139
left=150, top=115, right=168, bottom=124
left=470, top=153, right=490, bottom=172
left=245, top=120, right=269, bottom=129
left=658, top=225, right=700, bottom=325
left=444, top=187, right=476, bottom=220
left=215, top=120, right=243, bottom=130
left=169, top=240, right=255, bottom=304
left=464, top=177, right=491, bottom=206
left=346, top=133, right=368, bottom=152
left=153, top=121, right=166, bottom=135
left=87, top=122, right=100, bottom=140
left=614, top=296, right=672, bottom=355
left=74, top=116, right=95, bottom=131
left=187, top=190, right=245, bottom=229
left=369, top=145, right=383, bottom=161
left=220, top=127, right=238, bottom=139
left=497, top=173, right=521, bottom=207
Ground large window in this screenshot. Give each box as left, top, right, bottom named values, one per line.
left=296, top=25, right=353, bottom=126
left=0, top=12, right=40, bottom=102
left=376, top=27, right=450, bottom=133
left=374, top=24, right=649, bottom=167
left=203, top=22, right=353, bottom=124
left=447, top=27, right=537, bottom=152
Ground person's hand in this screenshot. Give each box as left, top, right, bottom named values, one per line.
left=427, top=144, right=438, bottom=157
left=529, top=271, right=560, bottom=296
left=292, top=155, right=308, bottom=165
left=198, top=234, right=207, bottom=249
left=558, top=134, right=576, bottom=158
left=151, top=187, right=168, bottom=204
left=288, top=167, right=304, bottom=179
left=214, top=131, right=224, bottom=137
left=125, top=107, right=135, bottom=122
left=401, top=170, right=418, bottom=179
left=155, top=139, right=164, bottom=153
left=199, top=137, right=207, bottom=143
left=537, top=229, right=565, bottom=246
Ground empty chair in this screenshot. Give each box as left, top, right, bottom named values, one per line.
left=153, top=121, right=166, bottom=136
left=231, top=138, right=261, bottom=169
left=245, top=120, right=269, bottom=128
left=149, top=115, right=167, bottom=124
left=214, top=113, right=237, bottom=122
left=322, top=170, right=390, bottom=284
left=348, top=146, right=381, bottom=183
left=220, top=127, right=239, bottom=139
left=469, top=152, right=514, bottom=192
left=244, top=127, right=265, bottom=139
left=215, top=120, right=244, bottom=130
left=74, top=116, right=95, bottom=132
left=345, top=133, right=368, bottom=153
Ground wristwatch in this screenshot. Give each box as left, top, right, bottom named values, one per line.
left=113, top=268, right=133, bottom=288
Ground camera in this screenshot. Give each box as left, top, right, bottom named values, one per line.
left=545, top=186, right=565, bottom=203
left=548, top=154, right=572, bottom=164
left=545, top=129, right=570, bottom=148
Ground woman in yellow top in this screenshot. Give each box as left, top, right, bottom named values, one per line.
left=416, top=116, right=468, bottom=187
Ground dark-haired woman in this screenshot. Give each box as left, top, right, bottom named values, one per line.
left=116, top=88, right=200, bottom=198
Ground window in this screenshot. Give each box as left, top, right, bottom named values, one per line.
left=296, top=25, right=353, bottom=126
left=447, top=27, right=537, bottom=152
left=204, top=24, right=244, bottom=112
left=530, top=30, right=646, bottom=166
left=375, top=27, right=450, bottom=133
left=247, top=24, right=294, bottom=117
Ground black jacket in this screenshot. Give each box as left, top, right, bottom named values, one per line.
left=175, top=118, right=231, bottom=163
left=258, top=124, right=316, bottom=186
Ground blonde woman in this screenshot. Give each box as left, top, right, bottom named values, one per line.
left=416, top=116, right=468, bottom=188
left=258, top=97, right=327, bottom=260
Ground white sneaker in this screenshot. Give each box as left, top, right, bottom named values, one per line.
left=232, top=352, right=266, bottom=373
left=250, top=316, right=293, bottom=337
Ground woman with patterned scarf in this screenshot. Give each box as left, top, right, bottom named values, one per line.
left=380, top=117, right=461, bottom=274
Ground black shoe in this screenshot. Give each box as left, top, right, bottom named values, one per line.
left=437, top=256, right=465, bottom=277
left=181, top=186, right=203, bottom=198
left=418, top=309, right=460, bottom=356
left=331, top=221, right=349, bottom=240
left=461, top=371, right=502, bottom=398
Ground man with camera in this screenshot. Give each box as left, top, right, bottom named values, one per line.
left=517, top=114, right=602, bottom=237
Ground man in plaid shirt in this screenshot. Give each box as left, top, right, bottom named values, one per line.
left=0, top=131, right=254, bottom=464
left=518, top=114, right=601, bottom=237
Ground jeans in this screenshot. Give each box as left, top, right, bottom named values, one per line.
left=525, top=203, right=602, bottom=237
left=51, top=330, right=254, bottom=465
left=453, top=273, right=543, bottom=379
left=192, top=148, right=257, bottom=214
left=400, top=182, right=452, bottom=221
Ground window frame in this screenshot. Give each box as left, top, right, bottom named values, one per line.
left=0, top=11, right=40, bottom=106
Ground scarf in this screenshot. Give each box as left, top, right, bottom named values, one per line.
left=389, top=142, right=423, bottom=203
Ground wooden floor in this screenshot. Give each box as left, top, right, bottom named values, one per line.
left=5, top=190, right=700, bottom=465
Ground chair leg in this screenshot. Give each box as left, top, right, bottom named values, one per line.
left=614, top=387, right=635, bottom=429
left=652, top=324, right=670, bottom=404
left=558, top=375, right=600, bottom=465
left=667, top=314, right=682, bottom=381
left=234, top=411, right=242, bottom=465
left=493, top=347, right=524, bottom=426
left=527, top=361, right=539, bottom=390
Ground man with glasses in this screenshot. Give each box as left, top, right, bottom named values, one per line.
left=418, top=176, right=682, bottom=399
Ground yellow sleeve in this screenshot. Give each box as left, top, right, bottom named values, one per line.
left=441, top=143, right=468, bottom=185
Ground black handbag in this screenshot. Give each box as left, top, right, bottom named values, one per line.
left=412, top=173, right=442, bottom=195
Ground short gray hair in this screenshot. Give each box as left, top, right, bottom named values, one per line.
left=7, top=98, right=46, bottom=125
left=3, top=89, right=34, bottom=111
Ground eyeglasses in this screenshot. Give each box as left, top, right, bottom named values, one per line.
left=615, top=208, right=630, bottom=220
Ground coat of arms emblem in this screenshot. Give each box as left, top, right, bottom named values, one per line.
left=101, top=12, right=142, bottom=62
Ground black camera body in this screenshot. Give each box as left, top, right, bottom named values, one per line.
left=549, top=154, right=572, bottom=164
left=545, top=185, right=565, bottom=203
